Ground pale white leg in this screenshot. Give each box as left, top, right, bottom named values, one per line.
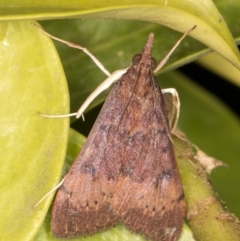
left=76, top=68, right=128, bottom=118
left=40, top=112, right=78, bottom=118
left=162, top=88, right=180, bottom=132
left=163, top=88, right=196, bottom=168
left=39, top=68, right=128, bottom=119
left=34, top=22, right=195, bottom=120
left=44, top=24, right=194, bottom=119
left=35, top=70, right=129, bottom=205
left=32, top=22, right=129, bottom=119
left=33, top=176, right=66, bottom=208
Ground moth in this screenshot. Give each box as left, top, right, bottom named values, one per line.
left=49, top=29, right=196, bottom=241
left=32, top=23, right=195, bottom=241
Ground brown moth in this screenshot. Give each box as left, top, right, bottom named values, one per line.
left=51, top=33, right=186, bottom=241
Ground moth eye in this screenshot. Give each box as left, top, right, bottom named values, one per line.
left=132, top=54, right=142, bottom=65
left=151, top=57, right=157, bottom=69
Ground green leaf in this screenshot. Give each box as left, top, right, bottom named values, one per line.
left=1, top=1, right=240, bottom=69
left=0, top=21, right=69, bottom=241
left=197, top=52, right=240, bottom=87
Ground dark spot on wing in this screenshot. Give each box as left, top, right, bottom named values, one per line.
left=159, top=128, right=167, bottom=136
left=60, top=184, right=72, bottom=196
left=121, top=167, right=133, bottom=176
left=161, top=146, right=168, bottom=153
left=128, top=131, right=145, bottom=145
left=162, top=170, right=173, bottom=180
left=157, top=170, right=173, bottom=180
left=178, top=192, right=185, bottom=202
left=119, top=129, right=130, bottom=139
left=81, top=164, right=96, bottom=176
left=99, top=124, right=109, bottom=131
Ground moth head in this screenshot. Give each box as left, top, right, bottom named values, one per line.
left=132, top=53, right=156, bottom=70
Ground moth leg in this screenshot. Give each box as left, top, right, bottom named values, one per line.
left=39, top=112, right=78, bottom=118
left=75, top=68, right=128, bottom=118
left=39, top=69, right=128, bottom=119
left=33, top=176, right=67, bottom=208
left=36, top=70, right=128, bottom=206
left=31, top=22, right=129, bottom=119
left=162, top=88, right=180, bottom=132
left=31, top=22, right=111, bottom=77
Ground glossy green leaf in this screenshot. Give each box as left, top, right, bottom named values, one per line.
left=202, top=0, right=240, bottom=87
left=0, top=1, right=240, bottom=70
left=197, top=52, right=240, bottom=87
left=216, top=0, right=240, bottom=42
left=0, top=21, right=69, bottom=241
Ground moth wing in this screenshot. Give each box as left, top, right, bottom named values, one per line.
left=51, top=140, right=119, bottom=237
left=51, top=87, right=125, bottom=238
left=113, top=121, right=185, bottom=241
left=114, top=177, right=185, bottom=241
left=52, top=172, right=117, bottom=237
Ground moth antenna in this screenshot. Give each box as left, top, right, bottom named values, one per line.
left=31, top=22, right=111, bottom=77
left=154, top=25, right=196, bottom=73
